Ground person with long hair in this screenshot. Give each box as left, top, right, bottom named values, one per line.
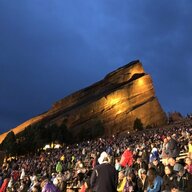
left=184, top=157, right=192, bottom=174
left=146, top=167, right=162, bottom=192
left=188, top=138, right=192, bottom=159
left=161, top=165, right=176, bottom=192
left=117, top=171, right=126, bottom=192
left=137, top=168, right=148, bottom=192
left=123, top=171, right=136, bottom=192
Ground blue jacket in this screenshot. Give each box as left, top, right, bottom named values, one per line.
left=147, top=176, right=163, bottom=192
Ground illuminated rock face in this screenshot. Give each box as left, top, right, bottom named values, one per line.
left=50, top=60, right=167, bottom=136
left=0, top=60, right=167, bottom=142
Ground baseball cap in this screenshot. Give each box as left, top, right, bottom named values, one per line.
left=173, top=163, right=184, bottom=172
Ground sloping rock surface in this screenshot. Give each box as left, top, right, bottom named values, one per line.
left=0, top=60, right=167, bottom=143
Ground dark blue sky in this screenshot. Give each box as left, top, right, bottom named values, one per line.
left=0, top=1, right=192, bottom=134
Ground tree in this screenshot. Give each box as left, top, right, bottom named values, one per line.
left=133, top=118, right=143, bottom=131
left=168, top=111, right=183, bottom=123
left=16, top=126, right=36, bottom=154
left=146, top=125, right=152, bottom=129
left=91, top=120, right=104, bottom=138
left=1, top=131, right=17, bottom=156
left=46, top=123, right=73, bottom=144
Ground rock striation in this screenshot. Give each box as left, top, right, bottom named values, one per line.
left=0, top=60, right=167, bottom=143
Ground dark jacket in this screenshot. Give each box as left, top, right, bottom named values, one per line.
left=137, top=176, right=148, bottom=192
left=90, top=163, right=118, bottom=192
left=151, top=162, right=165, bottom=177
left=133, top=161, right=148, bottom=173
left=161, top=174, right=176, bottom=191
left=166, top=138, right=180, bottom=158
left=173, top=171, right=192, bottom=192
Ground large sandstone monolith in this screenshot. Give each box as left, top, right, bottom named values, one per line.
left=0, top=60, right=167, bottom=143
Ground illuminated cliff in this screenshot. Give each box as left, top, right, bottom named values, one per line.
left=0, top=60, right=167, bottom=143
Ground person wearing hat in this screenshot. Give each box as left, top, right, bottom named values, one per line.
left=168, top=157, right=182, bottom=175
left=172, top=163, right=192, bottom=192
left=90, top=151, right=118, bottom=192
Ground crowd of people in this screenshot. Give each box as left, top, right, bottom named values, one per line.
left=0, top=119, right=192, bottom=192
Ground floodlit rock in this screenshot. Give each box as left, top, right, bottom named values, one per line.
left=0, top=60, right=167, bottom=143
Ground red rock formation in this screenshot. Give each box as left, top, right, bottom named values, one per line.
left=0, top=60, right=167, bottom=143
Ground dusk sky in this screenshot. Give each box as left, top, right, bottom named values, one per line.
left=0, top=1, right=192, bottom=134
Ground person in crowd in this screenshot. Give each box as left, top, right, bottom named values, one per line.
left=28, top=175, right=39, bottom=192
left=10, top=164, right=20, bottom=184
left=150, top=158, right=165, bottom=177
left=184, top=157, right=192, bottom=174
left=53, top=174, right=66, bottom=192
left=90, top=151, right=118, bottom=192
left=140, top=144, right=149, bottom=164
left=161, top=165, right=176, bottom=192
left=161, top=138, right=169, bottom=159
left=120, top=147, right=133, bottom=171
left=161, top=158, right=169, bottom=167
left=79, top=169, right=92, bottom=192
left=0, top=173, right=3, bottom=189
left=56, top=161, right=63, bottom=174
left=188, top=138, right=192, bottom=159
left=0, top=176, right=9, bottom=192
left=75, top=159, right=84, bottom=171
left=115, top=158, right=122, bottom=172
left=20, top=168, right=25, bottom=180
left=133, top=157, right=148, bottom=175
left=172, top=163, right=192, bottom=192
left=137, top=168, right=148, bottom=192
left=31, top=185, right=40, bottom=192
left=179, top=131, right=189, bottom=152
left=149, top=144, right=159, bottom=163
left=146, top=167, right=163, bottom=192
left=41, top=178, right=60, bottom=192
left=168, top=157, right=177, bottom=169
left=166, top=135, right=180, bottom=158
left=123, top=170, right=136, bottom=192
left=91, top=153, right=98, bottom=169
left=117, top=170, right=126, bottom=192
